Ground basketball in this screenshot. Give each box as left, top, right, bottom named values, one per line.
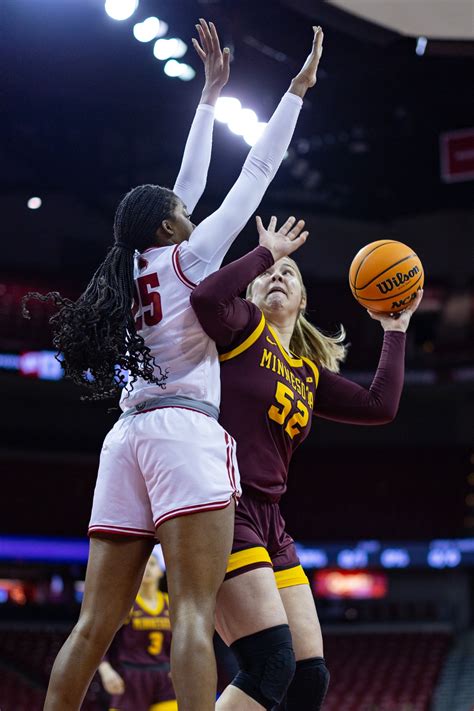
left=349, top=240, right=424, bottom=314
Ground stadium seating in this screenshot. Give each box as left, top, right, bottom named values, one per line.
left=322, top=631, right=451, bottom=711
left=0, top=625, right=103, bottom=710
left=431, top=629, right=474, bottom=711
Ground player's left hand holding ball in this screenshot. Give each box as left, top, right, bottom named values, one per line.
left=368, top=290, right=423, bottom=333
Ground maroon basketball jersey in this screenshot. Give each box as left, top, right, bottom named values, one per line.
left=218, top=309, right=319, bottom=502
left=110, top=591, right=172, bottom=666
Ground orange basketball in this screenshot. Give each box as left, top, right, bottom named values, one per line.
left=349, top=240, right=424, bottom=314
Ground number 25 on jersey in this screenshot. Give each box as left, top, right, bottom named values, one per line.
left=133, top=273, right=163, bottom=331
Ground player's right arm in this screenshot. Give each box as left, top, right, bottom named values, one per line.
left=180, top=28, right=323, bottom=284
left=98, top=661, right=125, bottom=696
left=191, top=216, right=308, bottom=347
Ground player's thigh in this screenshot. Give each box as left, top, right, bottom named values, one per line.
left=278, top=583, right=323, bottom=660
left=157, top=503, right=235, bottom=611
left=216, top=568, right=288, bottom=646
left=80, top=534, right=154, bottom=635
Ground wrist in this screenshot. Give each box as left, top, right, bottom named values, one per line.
left=288, top=77, right=310, bottom=99
left=200, top=84, right=222, bottom=107
left=383, top=325, right=407, bottom=333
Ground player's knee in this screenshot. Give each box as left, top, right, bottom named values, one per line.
left=230, top=624, right=296, bottom=710
left=286, top=656, right=330, bottom=711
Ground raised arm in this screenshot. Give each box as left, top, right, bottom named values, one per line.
left=314, top=293, right=423, bottom=424
left=191, top=216, right=309, bottom=347
left=179, top=27, right=324, bottom=284
left=173, top=19, right=230, bottom=214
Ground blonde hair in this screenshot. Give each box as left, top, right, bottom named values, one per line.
left=247, top=257, right=347, bottom=373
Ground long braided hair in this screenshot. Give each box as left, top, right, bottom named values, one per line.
left=22, top=185, right=178, bottom=400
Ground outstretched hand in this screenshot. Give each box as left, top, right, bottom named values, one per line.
left=368, top=290, right=424, bottom=333
left=256, top=215, right=309, bottom=263
left=289, top=26, right=324, bottom=98
left=193, top=19, right=230, bottom=103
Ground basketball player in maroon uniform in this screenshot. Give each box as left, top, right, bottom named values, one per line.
left=191, top=217, right=422, bottom=710
left=98, top=554, right=176, bottom=711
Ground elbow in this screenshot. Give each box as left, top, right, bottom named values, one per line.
left=374, top=404, right=399, bottom=425
left=242, top=155, right=274, bottom=182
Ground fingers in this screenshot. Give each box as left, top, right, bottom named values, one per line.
left=192, top=37, right=206, bottom=61
left=407, top=289, right=424, bottom=314
left=286, top=231, right=309, bottom=255
left=312, top=25, right=324, bottom=58
left=209, top=20, right=221, bottom=54
left=255, top=215, right=265, bottom=235
left=196, top=20, right=211, bottom=55
left=222, top=46, right=231, bottom=71
left=198, top=18, right=214, bottom=55
left=267, top=215, right=277, bottom=232
left=287, top=219, right=306, bottom=240
left=278, top=216, right=296, bottom=235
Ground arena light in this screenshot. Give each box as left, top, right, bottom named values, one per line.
left=416, top=36, right=428, bottom=56
left=228, top=108, right=258, bottom=137
left=104, top=0, right=139, bottom=22
left=163, top=61, right=196, bottom=82
left=177, top=63, right=196, bottom=82
left=215, top=97, right=241, bottom=123
left=27, top=197, right=42, bottom=210
left=153, top=37, right=187, bottom=61
left=133, top=17, right=167, bottom=43
left=163, top=59, right=182, bottom=78
left=243, top=121, right=267, bottom=147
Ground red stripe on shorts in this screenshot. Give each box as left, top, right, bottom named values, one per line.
left=88, top=524, right=156, bottom=538
left=154, top=497, right=233, bottom=529
left=224, top=433, right=235, bottom=492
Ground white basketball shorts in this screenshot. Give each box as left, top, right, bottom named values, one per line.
left=88, top=407, right=241, bottom=538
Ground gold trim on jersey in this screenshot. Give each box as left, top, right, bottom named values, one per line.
left=219, top=313, right=266, bottom=362
left=226, top=546, right=272, bottom=574
left=274, top=564, right=309, bottom=589
left=136, top=591, right=165, bottom=617
left=150, top=701, right=178, bottom=711
left=301, top=356, right=320, bottom=387
left=266, top=324, right=303, bottom=368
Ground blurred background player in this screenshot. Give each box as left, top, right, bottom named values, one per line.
left=191, top=216, right=421, bottom=709
left=98, top=553, right=177, bottom=711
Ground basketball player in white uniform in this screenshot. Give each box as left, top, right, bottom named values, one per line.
left=39, top=21, right=324, bottom=711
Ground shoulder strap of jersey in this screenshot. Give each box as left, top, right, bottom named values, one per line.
left=219, top=311, right=266, bottom=362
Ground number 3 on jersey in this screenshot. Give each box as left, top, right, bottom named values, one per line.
left=268, top=381, right=309, bottom=439
left=133, top=273, right=163, bottom=331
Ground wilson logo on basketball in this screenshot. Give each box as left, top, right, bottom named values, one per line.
left=376, top=265, right=420, bottom=294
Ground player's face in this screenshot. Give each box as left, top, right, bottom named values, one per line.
left=142, top=555, right=163, bottom=584
left=251, top=259, right=305, bottom=320
left=168, top=200, right=196, bottom=244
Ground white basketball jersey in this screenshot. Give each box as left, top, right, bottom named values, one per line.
left=119, top=244, right=220, bottom=411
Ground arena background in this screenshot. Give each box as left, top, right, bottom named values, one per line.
left=0, top=0, right=473, bottom=709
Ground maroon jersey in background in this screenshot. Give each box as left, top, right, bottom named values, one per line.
left=106, top=591, right=176, bottom=711
left=218, top=308, right=319, bottom=502
left=107, top=591, right=171, bottom=667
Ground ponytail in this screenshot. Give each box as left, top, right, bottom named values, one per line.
left=290, top=312, right=347, bottom=373
left=22, top=184, right=177, bottom=400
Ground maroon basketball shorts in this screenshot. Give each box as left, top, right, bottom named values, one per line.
left=224, top=490, right=309, bottom=589
left=108, top=663, right=177, bottom=711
